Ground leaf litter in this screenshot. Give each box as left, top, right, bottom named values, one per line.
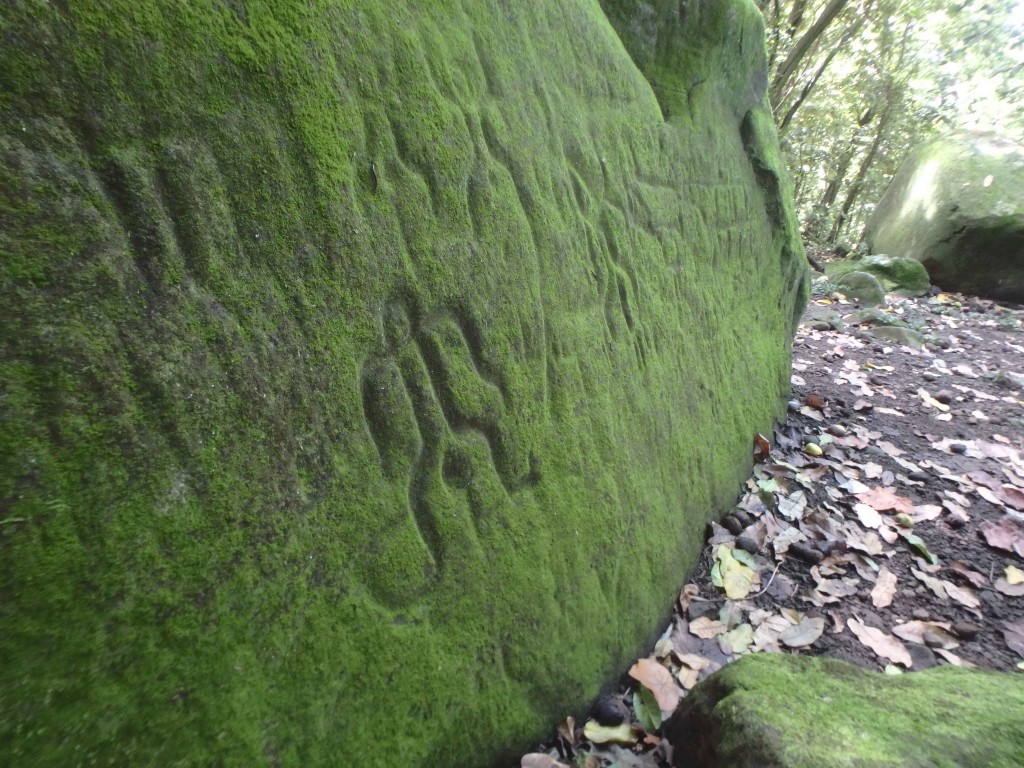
left=523, top=282, right=1024, bottom=766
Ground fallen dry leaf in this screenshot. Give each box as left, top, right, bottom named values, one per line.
left=980, top=519, right=1024, bottom=556
left=995, top=578, right=1024, bottom=597
left=892, top=620, right=955, bottom=646
left=780, top=617, right=825, bottom=648
left=628, top=659, right=680, bottom=714
left=871, top=566, right=898, bottom=608
left=949, top=560, right=988, bottom=587
left=911, top=568, right=947, bottom=599
left=999, top=485, right=1024, bottom=511
left=848, top=617, right=913, bottom=667
left=944, top=582, right=981, bottom=610
left=855, top=486, right=913, bottom=514
left=1002, top=622, right=1024, bottom=659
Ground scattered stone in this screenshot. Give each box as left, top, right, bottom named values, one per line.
left=950, top=442, right=968, bottom=454
left=811, top=321, right=831, bottom=332
left=952, top=622, right=982, bottom=641
left=922, top=371, right=939, bottom=381
left=911, top=608, right=931, bottom=621
left=934, top=389, right=954, bottom=404
left=908, top=471, right=930, bottom=482
left=688, top=601, right=719, bottom=623
left=832, top=271, right=887, bottom=307
left=906, top=643, right=938, bottom=670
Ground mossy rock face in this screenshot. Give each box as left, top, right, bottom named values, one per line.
left=0, top=1, right=807, bottom=765
left=832, top=271, right=887, bottom=307
left=864, top=132, right=1024, bottom=302
left=827, top=255, right=930, bottom=296
left=666, top=654, right=1024, bottom=768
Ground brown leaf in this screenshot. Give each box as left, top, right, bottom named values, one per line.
left=871, top=566, right=898, bottom=608
left=892, top=620, right=955, bottom=645
left=522, top=755, right=569, bottom=768
left=855, top=486, right=912, bottom=514
left=556, top=717, right=576, bottom=748
left=628, top=659, right=680, bottom=713
left=848, top=617, right=912, bottom=666
left=949, top=560, right=988, bottom=588
left=754, top=433, right=771, bottom=463
left=999, top=485, right=1024, bottom=511
left=995, top=579, right=1024, bottom=597
left=805, top=394, right=827, bottom=409
left=1002, top=622, right=1024, bottom=659
left=911, top=568, right=947, bottom=599
left=980, top=519, right=1024, bottom=556
left=944, top=582, right=981, bottom=609
left=967, top=469, right=1002, bottom=490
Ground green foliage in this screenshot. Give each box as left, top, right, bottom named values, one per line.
left=760, top=0, right=1024, bottom=245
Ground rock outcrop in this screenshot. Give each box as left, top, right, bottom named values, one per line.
left=827, top=254, right=930, bottom=297
left=865, top=133, right=1024, bottom=303
left=666, top=653, right=1024, bottom=768
left=0, top=1, right=807, bottom=764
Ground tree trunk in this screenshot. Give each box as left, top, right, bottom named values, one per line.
left=769, top=0, right=850, bottom=109
left=831, top=112, right=891, bottom=243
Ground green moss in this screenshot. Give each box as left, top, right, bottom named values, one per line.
left=1, top=1, right=805, bottom=765
left=669, top=653, right=1024, bottom=768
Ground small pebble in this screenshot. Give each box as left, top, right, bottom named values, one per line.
left=911, top=608, right=930, bottom=620
left=950, top=443, right=967, bottom=454
left=811, top=321, right=831, bottom=332
left=951, top=622, right=981, bottom=641
left=934, top=389, right=954, bottom=404
left=922, top=371, right=939, bottom=382
left=922, top=628, right=948, bottom=648
left=788, top=399, right=800, bottom=413
left=827, top=424, right=848, bottom=437
left=908, top=471, right=930, bottom=482
left=907, top=643, right=938, bottom=670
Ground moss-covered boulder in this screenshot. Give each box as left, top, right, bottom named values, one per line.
left=864, top=133, right=1024, bottom=302
left=666, top=654, right=1024, bottom=768
left=832, top=271, right=887, bottom=307
left=827, top=255, right=930, bottom=296
left=0, top=1, right=807, bottom=765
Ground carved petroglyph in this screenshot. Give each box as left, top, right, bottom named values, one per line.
left=360, top=295, right=539, bottom=592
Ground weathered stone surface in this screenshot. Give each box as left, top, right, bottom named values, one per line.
left=666, top=653, right=1024, bottom=768
left=827, top=254, right=930, bottom=296
left=0, top=2, right=806, bottom=765
left=865, top=133, right=1024, bottom=302
left=832, top=271, right=887, bottom=307
left=868, top=326, right=926, bottom=349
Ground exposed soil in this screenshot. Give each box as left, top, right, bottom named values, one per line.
left=519, top=268, right=1024, bottom=768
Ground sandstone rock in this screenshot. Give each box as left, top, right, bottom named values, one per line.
left=865, top=132, right=1024, bottom=302
left=826, top=254, right=930, bottom=296
left=832, top=271, right=886, bottom=307
left=0, top=1, right=806, bottom=764
left=666, top=653, right=1024, bottom=768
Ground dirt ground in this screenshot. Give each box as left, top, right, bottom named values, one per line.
left=520, top=268, right=1024, bottom=768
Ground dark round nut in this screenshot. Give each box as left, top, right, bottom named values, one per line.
left=732, top=510, right=754, bottom=529
left=950, top=443, right=967, bottom=454
left=721, top=515, right=744, bottom=535
left=736, top=535, right=759, bottom=555
left=788, top=542, right=824, bottom=564
left=591, top=694, right=629, bottom=726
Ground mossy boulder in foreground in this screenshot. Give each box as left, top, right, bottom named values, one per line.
left=864, top=132, right=1024, bottom=302
left=666, top=653, right=1024, bottom=768
left=0, top=1, right=807, bottom=765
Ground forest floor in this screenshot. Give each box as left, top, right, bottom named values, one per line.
left=520, top=264, right=1024, bottom=768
